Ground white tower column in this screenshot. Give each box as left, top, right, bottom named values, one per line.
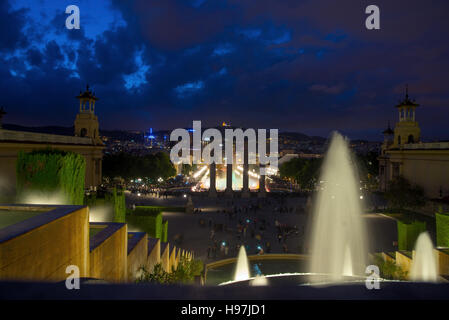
left=242, top=140, right=250, bottom=198
left=209, top=162, right=217, bottom=198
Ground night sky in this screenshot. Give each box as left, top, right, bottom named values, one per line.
left=1, top=0, right=448, bottom=141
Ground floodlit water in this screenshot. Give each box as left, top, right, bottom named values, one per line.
left=410, top=232, right=438, bottom=282
left=251, top=275, right=268, bottom=286
left=309, top=132, right=367, bottom=282
left=234, top=246, right=250, bottom=281
left=196, top=165, right=260, bottom=191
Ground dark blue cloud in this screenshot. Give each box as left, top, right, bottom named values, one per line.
left=0, top=0, right=448, bottom=141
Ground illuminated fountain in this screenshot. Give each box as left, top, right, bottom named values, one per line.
left=191, top=164, right=260, bottom=191
left=234, top=246, right=250, bottom=281
left=410, top=232, right=438, bottom=282
left=208, top=132, right=442, bottom=287
left=308, top=132, right=367, bottom=282
left=251, top=275, right=268, bottom=286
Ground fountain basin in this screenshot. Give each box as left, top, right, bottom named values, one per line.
left=219, top=273, right=396, bottom=287
left=205, top=254, right=308, bottom=285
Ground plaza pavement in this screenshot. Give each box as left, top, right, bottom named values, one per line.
left=126, top=193, right=399, bottom=264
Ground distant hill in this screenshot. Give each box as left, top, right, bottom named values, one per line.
left=2, top=123, right=144, bottom=142
left=279, top=131, right=326, bottom=142
left=2, top=124, right=329, bottom=144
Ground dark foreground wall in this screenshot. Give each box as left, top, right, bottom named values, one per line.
left=1, top=281, right=449, bottom=300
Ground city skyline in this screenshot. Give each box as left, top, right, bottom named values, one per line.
left=1, top=0, right=448, bottom=141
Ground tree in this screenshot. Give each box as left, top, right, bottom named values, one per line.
left=356, top=151, right=379, bottom=191
left=103, top=151, right=176, bottom=181
left=279, top=157, right=322, bottom=190
left=385, top=176, right=426, bottom=211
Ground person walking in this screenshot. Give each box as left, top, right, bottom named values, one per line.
left=213, top=242, right=218, bottom=258
left=266, top=241, right=271, bottom=253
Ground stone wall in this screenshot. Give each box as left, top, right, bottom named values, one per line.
left=0, top=206, right=89, bottom=281
left=1, top=206, right=194, bottom=283
left=0, top=139, right=103, bottom=194
left=147, top=238, right=160, bottom=273
left=395, top=251, right=413, bottom=274
left=435, top=249, right=449, bottom=276
left=127, top=232, right=147, bottom=281
left=161, top=242, right=170, bottom=272
left=89, top=222, right=127, bottom=282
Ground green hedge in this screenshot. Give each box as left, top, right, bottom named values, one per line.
left=85, top=188, right=126, bottom=222
left=16, top=149, right=85, bottom=205
left=161, top=219, right=168, bottom=242
left=137, top=206, right=185, bottom=213
left=397, top=219, right=426, bottom=251
left=436, top=212, right=449, bottom=247
left=126, top=206, right=164, bottom=239
left=106, top=188, right=126, bottom=222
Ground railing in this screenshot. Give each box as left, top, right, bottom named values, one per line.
left=401, top=142, right=449, bottom=150
left=0, top=129, right=94, bottom=145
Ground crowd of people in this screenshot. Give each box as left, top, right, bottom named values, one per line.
left=198, top=197, right=307, bottom=261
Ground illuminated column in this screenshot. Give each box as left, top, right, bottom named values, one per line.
left=209, top=162, right=217, bottom=197
left=225, top=162, right=233, bottom=196
left=242, top=140, right=250, bottom=198
left=258, top=164, right=266, bottom=198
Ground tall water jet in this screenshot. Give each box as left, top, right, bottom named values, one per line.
left=410, top=232, right=438, bottom=282
left=234, top=246, right=250, bottom=281
left=309, top=132, right=367, bottom=282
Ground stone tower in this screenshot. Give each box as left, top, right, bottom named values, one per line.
left=74, top=85, right=102, bottom=145
left=393, top=85, right=420, bottom=147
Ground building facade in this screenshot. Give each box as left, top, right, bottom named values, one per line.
left=378, top=88, right=449, bottom=199
left=0, top=86, right=104, bottom=196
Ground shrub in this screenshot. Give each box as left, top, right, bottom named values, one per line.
left=161, top=219, right=168, bottom=242
left=436, top=211, right=449, bottom=247
left=397, top=219, right=426, bottom=251
left=126, top=206, right=163, bottom=239
left=385, top=176, right=426, bottom=211
left=106, top=187, right=126, bottom=222
left=373, top=255, right=408, bottom=280
left=136, top=263, right=171, bottom=284
left=136, top=258, right=203, bottom=285
left=85, top=188, right=126, bottom=222
left=16, top=148, right=85, bottom=205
